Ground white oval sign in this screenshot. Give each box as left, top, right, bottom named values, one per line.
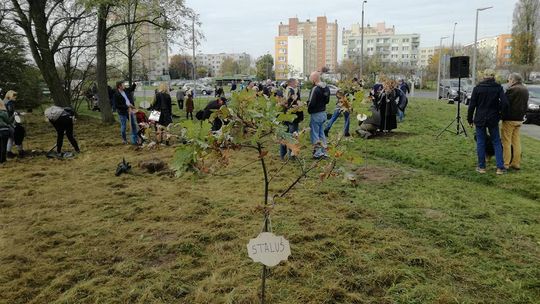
left=247, top=232, right=291, bottom=267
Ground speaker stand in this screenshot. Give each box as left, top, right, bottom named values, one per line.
left=436, top=76, right=468, bottom=139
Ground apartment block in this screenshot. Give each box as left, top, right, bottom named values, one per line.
left=108, top=21, right=169, bottom=81
left=418, top=46, right=439, bottom=69
left=275, top=36, right=306, bottom=80
left=497, top=34, right=512, bottom=66
left=277, top=16, right=338, bottom=75
left=342, top=22, right=420, bottom=69
left=195, top=53, right=251, bottom=77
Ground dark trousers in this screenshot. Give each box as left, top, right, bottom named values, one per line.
left=0, top=129, right=9, bottom=163
left=51, top=116, right=80, bottom=153
left=186, top=111, right=193, bottom=120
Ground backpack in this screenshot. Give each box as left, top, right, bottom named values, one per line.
left=44, top=106, right=65, bottom=122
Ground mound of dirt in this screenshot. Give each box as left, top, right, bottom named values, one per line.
left=139, top=158, right=168, bottom=174
left=355, top=166, right=403, bottom=183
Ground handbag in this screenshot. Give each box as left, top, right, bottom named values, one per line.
left=149, top=110, right=161, bottom=122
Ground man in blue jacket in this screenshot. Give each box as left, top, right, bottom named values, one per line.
left=467, top=70, right=509, bottom=175
left=307, top=71, right=330, bottom=159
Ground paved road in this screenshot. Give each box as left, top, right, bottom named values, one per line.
left=411, top=90, right=437, bottom=100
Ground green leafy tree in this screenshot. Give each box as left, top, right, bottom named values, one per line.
left=511, top=0, right=540, bottom=79
left=336, top=59, right=360, bottom=80
left=0, top=13, right=42, bottom=109
left=219, top=57, right=240, bottom=76
left=256, top=54, right=274, bottom=80
left=169, top=54, right=193, bottom=79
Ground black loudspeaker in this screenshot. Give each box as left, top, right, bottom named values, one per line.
left=450, top=56, right=470, bottom=78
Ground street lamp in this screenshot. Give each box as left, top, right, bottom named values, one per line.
left=472, top=6, right=493, bottom=84
left=451, top=22, right=457, bottom=55
left=437, top=36, right=449, bottom=100
left=360, top=0, right=367, bottom=79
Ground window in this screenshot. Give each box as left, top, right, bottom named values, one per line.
left=392, top=47, right=399, bottom=51
left=504, top=54, right=511, bottom=58
left=506, top=38, right=512, bottom=43
left=402, top=46, right=409, bottom=51
left=279, top=56, right=286, bottom=61
left=392, top=39, right=399, bottom=43
left=403, top=38, right=410, bottom=43
left=505, top=46, right=512, bottom=50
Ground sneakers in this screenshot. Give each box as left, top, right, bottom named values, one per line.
left=496, top=168, right=507, bottom=175
left=476, top=167, right=486, bottom=174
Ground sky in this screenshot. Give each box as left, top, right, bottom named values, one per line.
left=179, top=0, right=517, bottom=60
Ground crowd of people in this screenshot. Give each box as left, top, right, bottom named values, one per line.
left=0, top=68, right=531, bottom=174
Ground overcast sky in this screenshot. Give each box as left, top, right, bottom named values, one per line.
left=180, top=0, right=517, bottom=60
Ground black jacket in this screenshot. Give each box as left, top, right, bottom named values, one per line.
left=503, top=83, right=529, bottom=121
left=467, top=79, right=509, bottom=127
left=155, top=92, right=173, bottom=126
left=307, top=83, right=330, bottom=114
left=114, top=84, right=137, bottom=116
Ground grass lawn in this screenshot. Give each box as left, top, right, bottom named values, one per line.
left=0, top=98, right=538, bottom=303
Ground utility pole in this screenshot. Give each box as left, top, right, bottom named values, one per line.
left=360, top=0, right=367, bottom=78
left=451, top=22, right=457, bottom=55
left=192, top=14, right=196, bottom=81
left=472, top=6, right=493, bottom=84
left=437, top=36, right=449, bottom=100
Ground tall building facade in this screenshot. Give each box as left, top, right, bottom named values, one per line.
left=342, top=22, right=420, bottom=69
left=275, top=36, right=305, bottom=80
left=496, top=34, right=513, bottom=66
left=195, top=53, right=252, bottom=76
left=276, top=17, right=338, bottom=77
left=108, top=20, right=169, bottom=81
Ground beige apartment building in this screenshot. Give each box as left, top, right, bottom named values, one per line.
left=276, top=16, right=338, bottom=79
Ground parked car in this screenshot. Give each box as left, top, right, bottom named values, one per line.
left=439, top=78, right=472, bottom=104
left=525, top=85, right=540, bottom=125
left=183, top=83, right=215, bottom=96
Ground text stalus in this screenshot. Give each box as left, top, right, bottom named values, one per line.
left=251, top=238, right=286, bottom=255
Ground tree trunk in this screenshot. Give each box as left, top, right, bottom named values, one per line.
left=127, top=35, right=133, bottom=86
left=24, top=0, right=71, bottom=107
left=96, top=4, right=115, bottom=124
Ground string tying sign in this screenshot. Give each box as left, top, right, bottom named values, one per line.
left=247, top=232, right=291, bottom=267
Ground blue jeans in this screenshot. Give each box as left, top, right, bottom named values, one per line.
left=398, top=109, right=405, bottom=122
left=325, top=109, right=350, bottom=135
left=279, top=122, right=299, bottom=159
left=119, top=113, right=138, bottom=144
left=476, top=125, right=504, bottom=169
left=310, top=111, right=327, bottom=157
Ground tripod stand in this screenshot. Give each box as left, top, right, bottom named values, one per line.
left=437, top=76, right=468, bottom=138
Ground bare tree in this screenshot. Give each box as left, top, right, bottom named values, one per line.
left=90, top=0, right=200, bottom=123
left=5, top=0, right=94, bottom=107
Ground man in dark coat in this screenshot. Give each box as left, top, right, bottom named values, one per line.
left=467, top=70, right=509, bottom=174
left=502, top=73, right=529, bottom=170
left=307, top=71, right=331, bottom=159
left=114, top=81, right=138, bottom=144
